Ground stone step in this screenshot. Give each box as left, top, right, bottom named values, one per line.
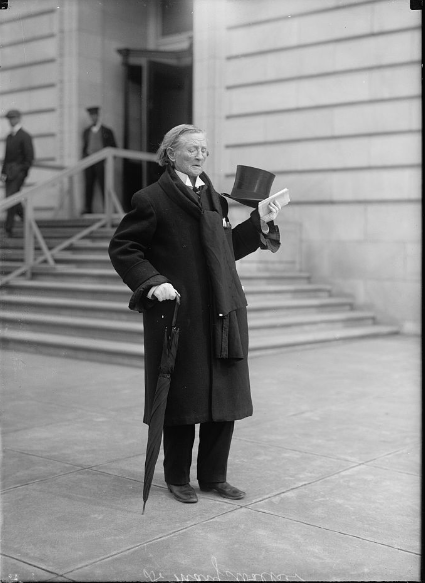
left=248, top=324, right=399, bottom=356
left=20, top=265, right=312, bottom=285
left=248, top=310, right=376, bottom=330
left=1, top=250, right=112, bottom=263
left=0, top=219, right=398, bottom=366
left=1, top=228, right=116, bottom=242
left=0, top=311, right=143, bottom=342
left=22, top=265, right=122, bottom=283
left=1, top=218, right=110, bottom=228
left=1, top=279, right=332, bottom=301
left=0, top=261, right=23, bottom=275
left=70, top=240, right=110, bottom=250
left=5, top=228, right=116, bottom=239
left=0, top=324, right=399, bottom=367
left=0, top=294, right=354, bottom=320
left=0, top=309, right=377, bottom=343
left=0, top=238, right=111, bottom=251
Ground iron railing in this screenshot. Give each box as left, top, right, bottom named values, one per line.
left=0, top=147, right=156, bottom=287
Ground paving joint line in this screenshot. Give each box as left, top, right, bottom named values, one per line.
left=246, top=506, right=420, bottom=556
left=1, top=455, right=156, bottom=493
left=366, top=463, right=419, bottom=477
left=86, top=466, right=146, bottom=484
left=3, top=394, right=141, bottom=417
left=1, top=468, right=86, bottom=493
left=232, top=436, right=359, bottom=463
left=3, top=447, right=89, bottom=468
left=0, top=412, right=129, bottom=436
left=243, top=449, right=420, bottom=508
left=240, top=460, right=365, bottom=507
left=59, top=505, right=241, bottom=579
left=2, top=448, right=147, bottom=481
left=0, top=552, right=60, bottom=579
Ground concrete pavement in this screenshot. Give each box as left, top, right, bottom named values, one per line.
left=0, top=336, right=421, bottom=581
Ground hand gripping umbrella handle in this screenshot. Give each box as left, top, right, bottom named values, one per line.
left=171, top=293, right=180, bottom=328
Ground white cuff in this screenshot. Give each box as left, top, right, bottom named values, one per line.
left=147, top=286, right=158, bottom=299
left=260, top=220, right=270, bottom=234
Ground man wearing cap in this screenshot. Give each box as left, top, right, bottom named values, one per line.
left=109, top=124, right=282, bottom=506
left=1, top=109, right=34, bottom=237
left=82, top=106, right=117, bottom=214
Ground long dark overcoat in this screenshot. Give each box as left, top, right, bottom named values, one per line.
left=109, top=168, right=271, bottom=426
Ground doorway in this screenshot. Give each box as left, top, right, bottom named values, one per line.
left=147, top=61, right=192, bottom=184
left=121, top=51, right=193, bottom=210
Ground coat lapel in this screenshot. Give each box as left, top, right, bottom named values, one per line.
left=158, top=168, right=201, bottom=219
left=158, top=167, right=224, bottom=220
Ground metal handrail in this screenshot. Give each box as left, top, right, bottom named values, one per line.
left=0, top=147, right=157, bottom=287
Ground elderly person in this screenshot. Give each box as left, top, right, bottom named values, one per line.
left=108, top=124, right=281, bottom=505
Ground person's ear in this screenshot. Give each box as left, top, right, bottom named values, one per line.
left=166, top=147, right=175, bottom=162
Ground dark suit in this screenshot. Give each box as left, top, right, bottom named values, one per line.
left=1, top=128, right=34, bottom=235
left=82, top=124, right=116, bottom=213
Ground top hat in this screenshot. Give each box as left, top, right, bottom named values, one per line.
left=225, top=165, right=276, bottom=208
left=5, top=109, right=21, bottom=119
left=86, top=106, right=100, bottom=115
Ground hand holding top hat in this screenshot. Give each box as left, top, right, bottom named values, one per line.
left=224, top=165, right=290, bottom=222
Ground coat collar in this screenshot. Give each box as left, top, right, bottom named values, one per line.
left=158, top=166, right=222, bottom=219
left=175, top=170, right=205, bottom=189
left=10, top=125, right=22, bottom=137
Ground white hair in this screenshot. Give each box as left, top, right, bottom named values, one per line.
left=156, top=124, right=206, bottom=167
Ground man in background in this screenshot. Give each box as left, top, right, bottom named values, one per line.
left=1, top=109, right=34, bottom=238
left=82, top=106, right=117, bottom=214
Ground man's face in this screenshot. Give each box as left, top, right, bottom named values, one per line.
left=89, top=113, right=99, bottom=125
left=8, top=115, right=20, bottom=128
left=168, top=132, right=208, bottom=178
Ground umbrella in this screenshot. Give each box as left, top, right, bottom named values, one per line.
left=142, top=294, right=180, bottom=514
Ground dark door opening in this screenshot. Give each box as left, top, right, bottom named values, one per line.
left=121, top=53, right=192, bottom=210
left=147, top=61, right=192, bottom=185
left=122, top=65, right=143, bottom=211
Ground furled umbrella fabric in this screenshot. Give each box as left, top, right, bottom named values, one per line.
left=142, top=295, right=180, bottom=514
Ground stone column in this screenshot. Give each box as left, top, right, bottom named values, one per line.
left=57, top=0, right=80, bottom=167
left=193, top=0, right=226, bottom=191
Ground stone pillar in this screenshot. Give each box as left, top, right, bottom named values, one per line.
left=193, top=0, right=226, bottom=191
left=57, top=0, right=80, bottom=167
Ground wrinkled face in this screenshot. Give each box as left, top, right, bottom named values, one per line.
left=167, top=132, right=208, bottom=178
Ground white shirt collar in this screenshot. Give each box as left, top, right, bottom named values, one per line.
left=91, top=123, right=101, bottom=133
left=175, top=170, right=205, bottom=189
left=11, top=124, right=22, bottom=135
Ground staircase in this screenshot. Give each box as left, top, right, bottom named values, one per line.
left=0, top=219, right=398, bottom=367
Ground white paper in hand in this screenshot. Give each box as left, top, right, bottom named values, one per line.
left=258, top=188, right=290, bottom=215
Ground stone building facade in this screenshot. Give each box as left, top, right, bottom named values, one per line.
left=0, top=0, right=421, bottom=332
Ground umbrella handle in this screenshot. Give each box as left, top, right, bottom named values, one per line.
left=171, top=293, right=180, bottom=328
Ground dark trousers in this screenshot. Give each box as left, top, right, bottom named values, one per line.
left=163, top=421, right=234, bottom=485
left=84, top=161, right=105, bottom=213
left=5, top=173, right=26, bottom=234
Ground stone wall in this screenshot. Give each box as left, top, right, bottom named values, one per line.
left=194, top=0, right=421, bottom=333
left=1, top=0, right=150, bottom=213
left=0, top=0, right=60, bottom=209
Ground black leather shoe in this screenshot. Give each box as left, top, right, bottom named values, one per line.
left=167, top=483, right=198, bottom=504
left=199, top=481, right=245, bottom=500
